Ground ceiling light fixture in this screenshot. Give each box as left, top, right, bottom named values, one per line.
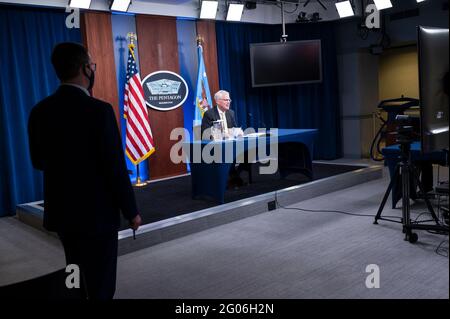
left=200, top=1, right=219, bottom=19
left=110, top=0, right=131, bottom=12
left=68, top=0, right=91, bottom=9
left=335, top=1, right=354, bottom=18
left=373, top=0, right=393, bottom=11
left=226, top=3, right=244, bottom=21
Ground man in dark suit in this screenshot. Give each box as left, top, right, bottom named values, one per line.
left=28, top=42, right=141, bottom=299
left=201, top=90, right=245, bottom=187
left=201, top=90, right=238, bottom=139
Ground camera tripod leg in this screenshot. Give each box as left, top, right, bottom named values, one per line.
left=404, top=227, right=419, bottom=243
left=402, top=164, right=412, bottom=240
left=412, top=168, right=440, bottom=223
left=374, top=165, right=399, bottom=224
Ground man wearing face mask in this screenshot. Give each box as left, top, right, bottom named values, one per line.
left=28, top=42, right=141, bottom=299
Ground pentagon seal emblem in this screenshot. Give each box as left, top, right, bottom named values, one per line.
left=142, top=71, right=189, bottom=111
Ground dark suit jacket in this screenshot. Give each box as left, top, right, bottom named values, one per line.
left=28, top=85, right=138, bottom=235
left=200, top=106, right=238, bottom=139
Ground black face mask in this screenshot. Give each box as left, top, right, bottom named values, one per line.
left=82, top=65, right=95, bottom=91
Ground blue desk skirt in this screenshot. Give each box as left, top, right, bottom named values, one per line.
left=183, top=129, right=318, bottom=203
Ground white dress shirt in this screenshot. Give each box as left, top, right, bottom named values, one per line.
left=217, top=108, right=228, bottom=134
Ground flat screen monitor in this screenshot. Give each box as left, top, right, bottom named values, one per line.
left=418, top=26, right=449, bottom=153
left=250, top=40, right=322, bottom=88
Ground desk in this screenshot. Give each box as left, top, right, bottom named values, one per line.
left=382, top=142, right=447, bottom=208
left=184, top=129, right=318, bottom=203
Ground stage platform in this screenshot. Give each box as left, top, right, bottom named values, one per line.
left=16, top=162, right=383, bottom=255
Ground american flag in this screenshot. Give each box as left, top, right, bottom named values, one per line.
left=124, top=44, right=155, bottom=164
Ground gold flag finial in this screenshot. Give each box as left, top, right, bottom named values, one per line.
left=127, top=32, right=137, bottom=46
left=196, top=35, right=204, bottom=46
left=127, top=32, right=137, bottom=59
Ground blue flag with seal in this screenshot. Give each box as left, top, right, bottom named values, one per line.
left=194, top=44, right=212, bottom=127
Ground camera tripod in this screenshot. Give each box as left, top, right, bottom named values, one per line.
left=374, top=134, right=449, bottom=243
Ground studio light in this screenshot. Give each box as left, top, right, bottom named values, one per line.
left=245, top=1, right=256, bottom=10
left=226, top=3, right=244, bottom=21
left=68, top=0, right=91, bottom=9
left=110, top=0, right=131, bottom=12
left=310, top=12, right=321, bottom=22
left=335, top=1, right=354, bottom=18
left=416, top=0, right=426, bottom=2
left=296, top=11, right=308, bottom=23
left=373, top=0, right=392, bottom=11
left=200, top=1, right=219, bottom=19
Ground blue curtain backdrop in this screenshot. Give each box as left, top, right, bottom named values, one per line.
left=111, top=12, right=150, bottom=182
left=0, top=5, right=81, bottom=216
left=176, top=18, right=198, bottom=144
left=215, top=21, right=342, bottom=159
left=176, top=18, right=199, bottom=172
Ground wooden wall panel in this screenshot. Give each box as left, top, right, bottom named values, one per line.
left=196, top=20, right=220, bottom=98
left=136, top=15, right=186, bottom=179
left=81, top=12, right=119, bottom=124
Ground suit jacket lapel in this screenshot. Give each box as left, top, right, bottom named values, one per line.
left=213, top=107, right=220, bottom=121
left=225, top=111, right=232, bottom=128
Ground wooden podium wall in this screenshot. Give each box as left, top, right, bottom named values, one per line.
left=136, top=15, right=186, bottom=179
left=80, top=14, right=218, bottom=180
left=81, top=12, right=120, bottom=124
left=195, top=20, right=220, bottom=99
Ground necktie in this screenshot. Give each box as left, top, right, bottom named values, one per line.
left=220, top=112, right=228, bottom=134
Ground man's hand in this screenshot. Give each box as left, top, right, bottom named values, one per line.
left=129, top=214, right=142, bottom=231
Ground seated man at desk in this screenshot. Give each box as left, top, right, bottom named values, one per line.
left=201, top=90, right=238, bottom=139
left=201, top=90, right=245, bottom=188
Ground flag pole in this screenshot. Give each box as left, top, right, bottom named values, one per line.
left=127, top=32, right=147, bottom=187
left=135, top=162, right=147, bottom=187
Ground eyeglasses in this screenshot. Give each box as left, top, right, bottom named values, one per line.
left=220, top=98, right=232, bottom=102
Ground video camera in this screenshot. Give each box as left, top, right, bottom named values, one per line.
left=394, top=115, right=416, bottom=145
left=378, top=97, right=419, bottom=122
left=370, top=97, right=420, bottom=161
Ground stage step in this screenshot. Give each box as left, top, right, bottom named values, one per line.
left=16, top=164, right=383, bottom=255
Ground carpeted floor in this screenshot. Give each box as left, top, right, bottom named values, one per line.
left=129, top=163, right=363, bottom=228
left=115, top=174, right=449, bottom=299
left=1, top=166, right=447, bottom=298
